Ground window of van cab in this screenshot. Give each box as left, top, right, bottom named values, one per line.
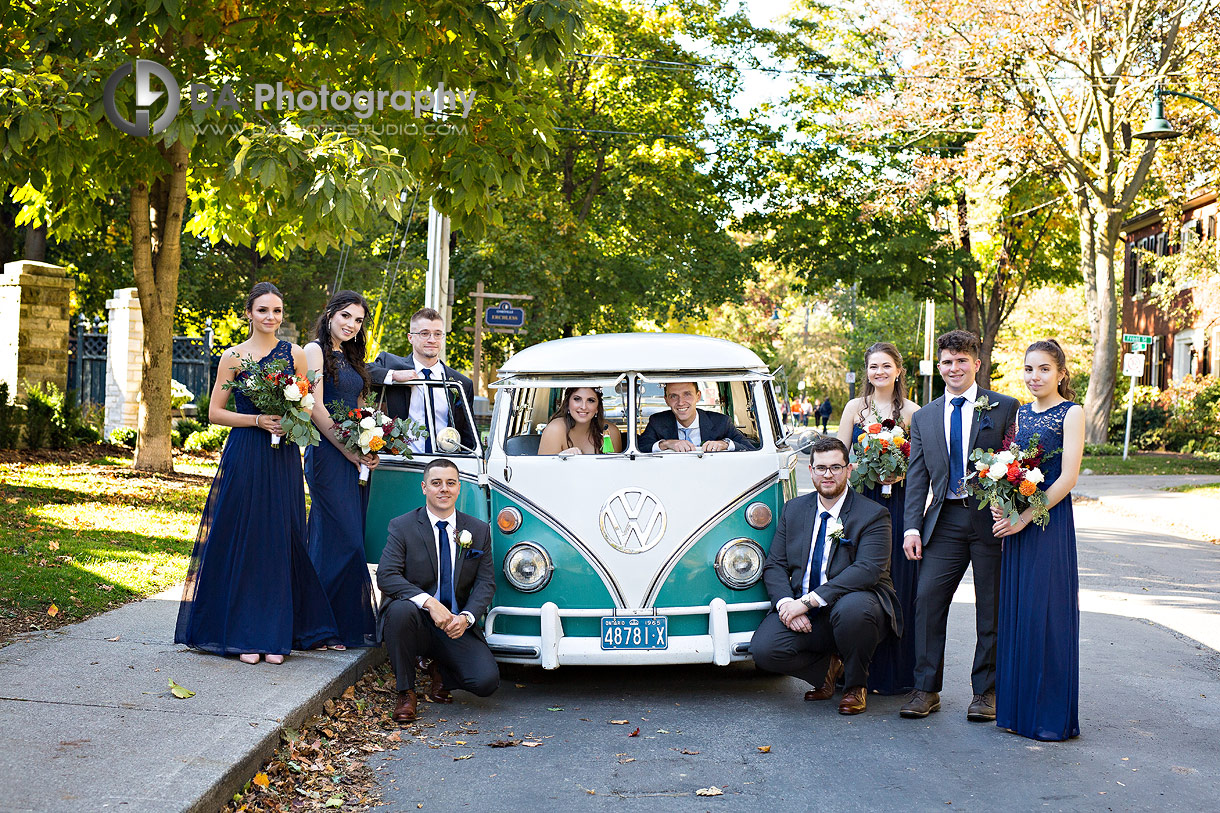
left=499, top=377, right=762, bottom=455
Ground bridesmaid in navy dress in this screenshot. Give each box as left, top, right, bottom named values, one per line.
left=991, top=339, right=1084, bottom=741
left=837, top=342, right=920, bottom=694
left=303, top=291, right=380, bottom=649
left=175, top=282, right=339, bottom=664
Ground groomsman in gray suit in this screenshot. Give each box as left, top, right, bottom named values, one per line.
left=900, top=330, right=1018, bottom=722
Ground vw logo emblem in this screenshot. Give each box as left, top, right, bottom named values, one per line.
left=599, top=488, right=666, bottom=553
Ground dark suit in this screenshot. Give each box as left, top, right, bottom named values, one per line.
left=637, top=408, right=756, bottom=452
left=902, top=387, right=1018, bottom=695
left=366, top=352, right=477, bottom=450
left=752, top=489, right=899, bottom=688
left=376, top=508, right=498, bottom=696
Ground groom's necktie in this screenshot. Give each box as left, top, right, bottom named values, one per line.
left=436, top=520, right=457, bottom=612
left=679, top=425, right=693, bottom=444
left=949, top=395, right=967, bottom=496
left=804, top=511, right=832, bottom=592
left=422, top=368, right=435, bottom=454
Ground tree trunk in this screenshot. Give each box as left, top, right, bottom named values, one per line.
left=131, top=140, right=189, bottom=473
left=954, top=190, right=988, bottom=385
left=1078, top=202, right=1120, bottom=444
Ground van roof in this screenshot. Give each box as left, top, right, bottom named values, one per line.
left=498, top=333, right=769, bottom=375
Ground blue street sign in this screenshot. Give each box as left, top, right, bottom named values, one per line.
left=485, top=300, right=526, bottom=328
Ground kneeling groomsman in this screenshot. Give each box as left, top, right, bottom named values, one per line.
left=751, top=436, right=901, bottom=714
left=377, top=458, right=499, bottom=722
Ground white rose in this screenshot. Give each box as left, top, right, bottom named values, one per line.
left=358, top=429, right=376, bottom=450
left=994, top=450, right=1015, bottom=465
left=300, top=393, right=315, bottom=411
left=380, top=413, right=392, bottom=425
left=1024, top=467, right=1045, bottom=485
left=283, top=383, right=302, bottom=401
left=825, top=517, right=843, bottom=537
left=974, top=459, right=990, bottom=472
left=986, top=462, right=1007, bottom=481
left=359, top=416, right=376, bottom=430
left=458, top=529, right=473, bottom=548
left=891, top=426, right=905, bottom=440
left=878, top=431, right=892, bottom=443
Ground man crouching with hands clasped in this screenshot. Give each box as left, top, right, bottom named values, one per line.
left=377, top=458, right=499, bottom=723
left=751, top=436, right=901, bottom=714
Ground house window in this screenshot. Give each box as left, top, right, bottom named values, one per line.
left=1207, top=215, right=1216, bottom=240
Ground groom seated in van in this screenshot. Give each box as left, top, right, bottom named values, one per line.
left=638, top=381, right=755, bottom=452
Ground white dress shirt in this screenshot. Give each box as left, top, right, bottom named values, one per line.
left=778, top=488, right=848, bottom=611
left=650, top=413, right=735, bottom=452
left=409, top=508, right=475, bottom=625
left=388, top=358, right=450, bottom=454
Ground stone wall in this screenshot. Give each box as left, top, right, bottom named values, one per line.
left=0, top=261, right=75, bottom=398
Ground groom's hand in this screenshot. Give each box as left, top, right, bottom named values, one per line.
left=660, top=439, right=697, bottom=452
left=424, top=598, right=454, bottom=629
left=903, top=533, right=922, bottom=561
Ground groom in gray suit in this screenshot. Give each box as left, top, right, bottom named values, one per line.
left=899, top=330, right=1017, bottom=722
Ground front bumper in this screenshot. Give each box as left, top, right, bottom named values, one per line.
left=484, top=598, right=772, bottom=668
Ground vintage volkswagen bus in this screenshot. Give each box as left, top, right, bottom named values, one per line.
left=364, top=333, right=798, bottom=668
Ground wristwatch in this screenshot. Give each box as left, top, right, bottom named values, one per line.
left=801, top=597, right=816, bottom=611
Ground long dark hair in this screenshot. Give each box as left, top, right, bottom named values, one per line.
left=1025, top=339, right=1075, bottom=400
left=244, top=281, right=283, bottom=324
left=861, top=342, right=907, bottom=422
left=313, top=290, right=371, bottom=398
left=551, top=387, right=608, bottom=449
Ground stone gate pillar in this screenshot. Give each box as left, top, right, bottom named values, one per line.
left=104, top=287, right=142, bottom=435
left=0, top=261, right=75, bottom=398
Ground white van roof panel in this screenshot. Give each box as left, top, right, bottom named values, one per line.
left=498, top=333, right=768, bottom=375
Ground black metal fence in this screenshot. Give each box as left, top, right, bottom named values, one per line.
left=68, top=317, right=217, bottom=408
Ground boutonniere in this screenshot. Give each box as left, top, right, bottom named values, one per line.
left=974, top=394, right=997, bottom=430
left=458, top=528, right=481, bottom=558
left=825, top=517, right=845, bottom=543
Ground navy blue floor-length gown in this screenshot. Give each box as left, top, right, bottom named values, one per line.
left=996, top=401, right=1080, bottom=741
left=175, top=340, right=339, bottom=655
left=304, top=345, right=376, bottom=647
left=852, top=424, right=919, bottom=695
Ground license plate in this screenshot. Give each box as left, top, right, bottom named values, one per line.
left=600, top=616, right=668, bottom=650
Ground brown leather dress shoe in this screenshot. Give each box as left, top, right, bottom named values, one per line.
left=804, top=654, right=844, bottom=701
left=967, top=690, right=996, bottom=722
left=838, top=686, right=867, bottom=715
left=426, top=660, right=453, bottom=704
left=899, top=689, right=941, bottom=718
left=392, top=689, right=417, bottom=723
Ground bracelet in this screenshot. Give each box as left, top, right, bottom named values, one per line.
left=255, top=415, right=261, bottom=429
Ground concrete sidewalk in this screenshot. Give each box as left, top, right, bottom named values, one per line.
left=1074, top=473, right=1220, bottom=542
left=0, top=585, right=382, bottom=813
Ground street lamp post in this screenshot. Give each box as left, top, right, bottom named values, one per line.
left=1134, top=86, right=1220, bottom=141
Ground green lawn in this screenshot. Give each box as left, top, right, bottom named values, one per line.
left=0, top=455, right=217, bottom=639
left=1080, top=453, right=1220, bottom=476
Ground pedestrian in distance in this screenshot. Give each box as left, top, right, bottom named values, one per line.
left=818, top=394, right=833, bottom=433
left=837, top=342, right=920, bottom=695
left=801, top=396, right=813, bottom=427
left=378, top=458, right=499, bottom=723
left=302, top=291, right=380, bottom=650
left=900, top=330, right=1018, bottom=722
left=991, top=340, right=1083, bottom=741
left=175, top=281, right=339, bottom=664
left=751, top=435, right=901, bottom=715
left=367, top=307, right=477, bottom=453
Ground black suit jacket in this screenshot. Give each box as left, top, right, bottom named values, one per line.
left=375, top=508, right=495, bottom=640
left=902, top=387, right=1019, bottom=544
left=366, top=351, right=477, bottom=450
left=637, top=408, right=756, bottom=452
left=761, top=489, right=900, bottom=638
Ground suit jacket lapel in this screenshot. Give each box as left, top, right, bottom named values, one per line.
left=926, top=396, right=949, bottom=474
left=793, top=496, right=818, bottom=590
left=967, top=388, right=986, bottom=449
left=416, top=508, right=438, bottom=581
left=697, top=409, right=712, bottom=443
left=451, top=513, right=466, bottom=587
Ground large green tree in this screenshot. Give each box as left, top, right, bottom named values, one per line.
left=0, top=0, right=583, bottom=470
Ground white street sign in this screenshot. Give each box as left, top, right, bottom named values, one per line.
left=1122, top=353, right=1146, bottom=377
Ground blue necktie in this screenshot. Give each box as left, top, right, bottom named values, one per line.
left=806, top=511, right=831, bottom=592
left=436, top=520, right=457, bottom=612
left=421, top=368, right=435, bottom=454
left=679, top=426, right=693, bottom=444
left=949, top=395, right=967, bottom=496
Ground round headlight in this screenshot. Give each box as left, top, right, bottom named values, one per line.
left=715, top=538, right=765, bottom=589
left=745, top=501, right=773, bottom=529
left=503, top=543, right=553, bottom=593
left=497, top=506, right=522, bottom=534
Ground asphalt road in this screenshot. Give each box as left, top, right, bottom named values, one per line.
left=374, top=469, right=1220, bottom=812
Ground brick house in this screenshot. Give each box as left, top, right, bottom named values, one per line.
left=1121, top=190, right=1219, bottom=388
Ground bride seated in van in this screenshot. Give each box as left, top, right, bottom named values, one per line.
left=537, top=387, right=624, bottom=455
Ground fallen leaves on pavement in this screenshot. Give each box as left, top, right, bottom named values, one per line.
left=168, top=679, right=195, bottom=699
left=696, top=786, right=725, bottom=797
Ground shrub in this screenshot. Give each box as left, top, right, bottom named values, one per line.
left=184, top=423, right=230, bottom=451
left=195, top=391, right=210, bottom=425
left=1108, top=385, right=1167, bottom=450
left=1084, top=442, right=1121, bottom=456
left=109, top=427, right=138, bottom=448
left=23, top=382, right=73, bottom=450
left=0, top=382, right=19, bottom=450
left=175, top=417, right=204, bottom=441
left=1159, top=375, right=1220, bottom=452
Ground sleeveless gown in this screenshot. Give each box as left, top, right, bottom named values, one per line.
left=304, top=345, right=376, bottom=647
left=851, top=423, right=919, bottom=695
left=996, top=401, right=1080, bottom=741
left=175, top=340, right=339, bottom=655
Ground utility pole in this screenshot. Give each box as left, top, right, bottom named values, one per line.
left=465, top=282, right=533, bottom=395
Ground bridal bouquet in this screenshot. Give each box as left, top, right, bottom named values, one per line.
left=328, top=405, right=424, bottom=485
left=964, top=434, right=1058, bottom=529
left=848, top=419, right=911, bottom=497
left=225, top=357, right=320, bottom=448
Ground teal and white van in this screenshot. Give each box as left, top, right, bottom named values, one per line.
left=365, top=333, right=798, bottom=668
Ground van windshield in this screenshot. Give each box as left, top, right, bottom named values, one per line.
left=498, top=376, right=763, bottom=455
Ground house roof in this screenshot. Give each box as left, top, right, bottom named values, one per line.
left=1122, top=189, right=1219, bottom=234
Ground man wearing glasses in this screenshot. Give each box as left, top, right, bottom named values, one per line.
left=368, top=307, right=477, bottom=453
left=751, top=435, right=900, bottom=715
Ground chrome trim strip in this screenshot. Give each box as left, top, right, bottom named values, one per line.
left=489, top=481, right=627, bottom=608
left=641, top=473, right=779, bottom=607
left=489, top=644, right=541, bottom=658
